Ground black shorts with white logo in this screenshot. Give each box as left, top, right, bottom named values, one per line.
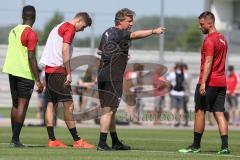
left=45, top=73, right=73, bottom=104
left=9, top=74, right=34, bottom=107
left=98, top=81, right=123, bottom=108
left=195, top=84, right=226, bottom=112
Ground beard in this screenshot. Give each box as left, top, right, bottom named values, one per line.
left=201, top=28, right=209, bottom=34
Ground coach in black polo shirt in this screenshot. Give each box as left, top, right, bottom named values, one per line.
left=97, top=8, right=166, bottom=151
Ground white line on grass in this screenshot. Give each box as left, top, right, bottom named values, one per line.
left=1, top=143, right=240, bottom=158
left=128, top=137, right=221, bottom=143
left=131, top=149, right=240, bottom=158
left=128, top=138, right=185, bottom=142
left=0, top=143, right=46, bottom=147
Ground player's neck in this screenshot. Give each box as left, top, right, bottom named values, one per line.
left=69, top=19, right=78, bottom=31
left=69, top=19, right=75, bottom=26
left=208, top=27, right=217, bottom=34
left=23, top=20, right=33, bottom=27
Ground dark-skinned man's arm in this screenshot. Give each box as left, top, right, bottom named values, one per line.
left=28, top=52, right=43, bottom=93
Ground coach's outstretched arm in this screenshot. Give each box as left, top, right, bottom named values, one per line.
left=130, top=27, right=166, bottom=40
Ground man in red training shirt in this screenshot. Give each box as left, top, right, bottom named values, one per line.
left=179, top=11, right=230, bottom=154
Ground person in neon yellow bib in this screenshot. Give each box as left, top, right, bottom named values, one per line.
left=2, top=5, right=43, bottom=147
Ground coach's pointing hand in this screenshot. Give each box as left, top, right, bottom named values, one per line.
left=152, top=27, right=166, bottom=34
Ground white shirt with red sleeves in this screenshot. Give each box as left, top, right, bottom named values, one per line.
left=39, top=22, right=75, bottom=73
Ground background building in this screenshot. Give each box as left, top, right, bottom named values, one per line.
left=205, top=0, right=240, bottom=53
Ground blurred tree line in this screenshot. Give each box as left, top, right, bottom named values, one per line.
left=132, top=16, right=202, bottom=51
left=38, top=12, right=64, bottom=45
left=0, top=12, right=202, bottom=52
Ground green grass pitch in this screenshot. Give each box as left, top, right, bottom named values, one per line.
left=0, top=127, right=240, bottom=160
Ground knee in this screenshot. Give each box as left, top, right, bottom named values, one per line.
left=101, top=107, right=117, bottom=115
left=66, top=106, right=74, bottom=113
left=106, top=110, right=114, bottom=117
left=16, top=107, right=26, bottom=117
left=195, top=109, right=205, bottom=115
left=213, top=112, right=223, bottom=117
left=15, top=111, right=26, bottom=122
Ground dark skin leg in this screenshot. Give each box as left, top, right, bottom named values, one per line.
left=11, top=98, right=30, bottom=141
left=15, top=98, right=30, bottom=123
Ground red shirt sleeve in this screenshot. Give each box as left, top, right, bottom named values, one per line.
left=204, top=37, right=214, bottom=56
left=58, top=22, right=76, bottom=44
left=21, top=27, right=38, bottom=53
left=63, top=28, right=75, bottom=44
left=27, top=31, right=38, bottom=52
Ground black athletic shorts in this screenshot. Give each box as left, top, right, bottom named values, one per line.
left=98, top=81, right=123, bottom=108
left=45, top=73, right=72, bottom=104
left=194, top=84, right=226, bottom=112
left=9, top=74, right=34, bottom=107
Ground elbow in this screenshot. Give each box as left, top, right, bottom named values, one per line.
left=204, top=60, right=213, bottom=69
left=28, top=53, right=35, bottom=61
left=62, top=49, right=68, bottom=56
left=130, top=33, right=138, bottom=40
left=207, top=62, right=213, bottom=68
left=205, top=58, right=213, bottom=67
left=62, top=46, right=69, bottom=56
